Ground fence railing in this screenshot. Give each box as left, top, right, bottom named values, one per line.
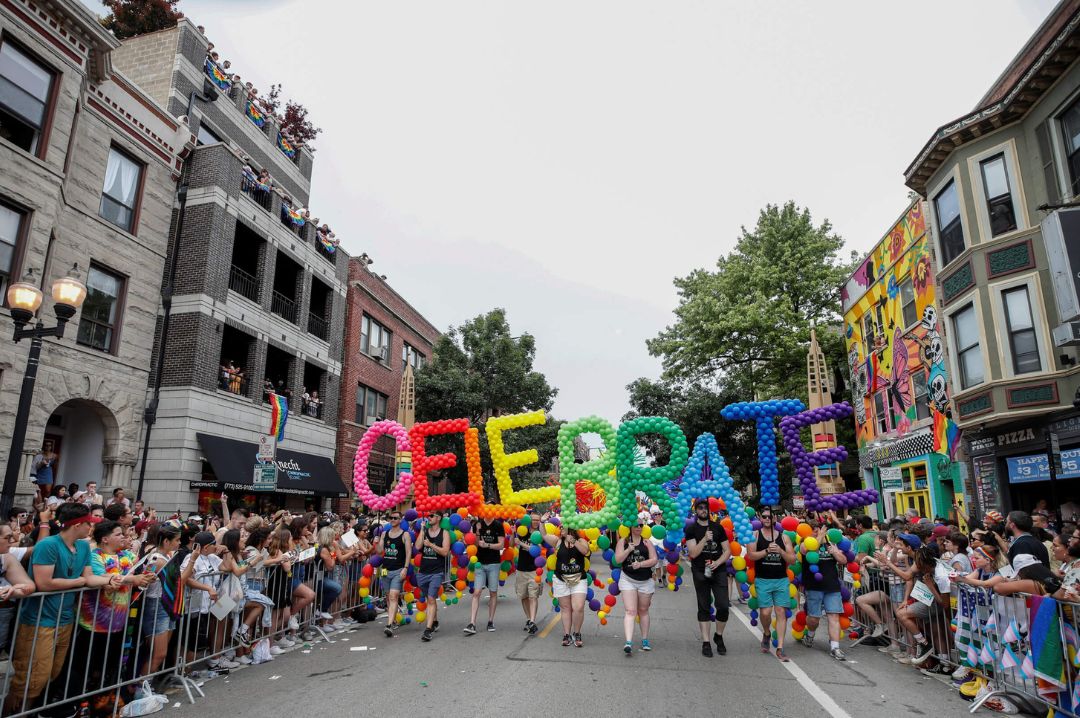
left=228, top=265, right=259, bottom=302
left=270, top=291, right=298, bottom=324
left=240, top=175, right=274, bottom=214
left=306, top=312, right=328, bottom=341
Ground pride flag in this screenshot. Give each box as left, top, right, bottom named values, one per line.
left=205, top=58, right=231, bottom=91
left=318, top=233, right=336, bottom=254
left=269, top=393, right=288, bottom=442
left=285, top=206, right=305, bottom=226
left=277, top=132, right=296, bottom=158
left=932, top=409, right=947, bottom=454
left=245, top=101, right=266, bottom=128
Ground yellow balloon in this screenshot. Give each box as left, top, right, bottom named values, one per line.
left=415, top=611, right=426, bottom=623
left=732, top=556, right=746, bottom=571
left=802, top=536, right=820, bottom=552
left=641, top=526, right=653, bottom=540
left=598, top=611, right=607, bottom=620
left=617, top=526, right=630, bottom=538
left=517, top=525, right=529, bottom=537
left=499, top=572, right=508, bottom=581
left=546, top=555, right=557, bottom=570
left=585, top=527, right=600, bottom=541
left=359, top=588, right=369, bottom=598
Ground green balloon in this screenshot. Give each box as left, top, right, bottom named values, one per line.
left=747, top=597, right=758, bottom=609
left=827, top=528, right=844, bottom=544
left=531, top=531, right=543, bottom=545
left=806, top=551, right=820, bottom=564
left=500, top=561, right=511, bottom=571
left=744, top=506, right=756, bottom=518
left=651, top=525, right=667, bottom=540
left=440, top=517, right=451, bottom=530
left=597, top=536, right=611, bottom=550
left=735, top=570, right=747, bottom=583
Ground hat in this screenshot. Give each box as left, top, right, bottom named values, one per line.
left=192, top=531, right=216, bottom=547
left=898, top=533, right=922, bottom=549
left=932, top=525, right=951, bottom=540
left=133, top=518, right=154, bottom=534
left=985, top=510, right=1004, bottom=524
left=1014, top=556, right=1062, bottom=593
left=1012, top=553, right=1042, bottom=571
left=693, top=498, right=709, bottom=509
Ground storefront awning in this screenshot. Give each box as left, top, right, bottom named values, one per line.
left=193, top=433, right=348, bottom=498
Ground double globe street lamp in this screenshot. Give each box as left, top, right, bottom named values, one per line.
left=1, top=266, right=87, bottom=516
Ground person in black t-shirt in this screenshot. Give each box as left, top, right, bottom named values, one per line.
left=1005, top=511, right=1051, bottom=568
left=543, top=527, right=591, bottom=647
left=614, top=518, right=658, bottom=654
left=415, top=509, right=450, bottom=642
left=799, top=521, right=848, bottom=661
left=514, top=511, right=543, bottom=634
left=375, top=511, right=412, bottom=637
left=686, top=498, right=731, bottom=657
left=464, top=517, right=505, bottom=635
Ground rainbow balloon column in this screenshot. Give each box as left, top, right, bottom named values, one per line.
left=720, top=399, right=804, bottom=506
left=787, top=522, right=859, bottom=641
left=779, top=402, right=880, bottom=511
left=353, top=419, right=413, bottom=510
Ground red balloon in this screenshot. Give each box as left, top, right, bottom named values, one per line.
left=795, top=610, right=807, bottom=624
left=362, top=564, right=374, bottom=578
left=463, top=532, right=477, bottom=545
left=842, top=602, right=855, bottom=617
left=603, top=595, right=617, bottom=607
left=780, top=516, right=799, bottom=532
left=708, top=497, right=720, bottom=512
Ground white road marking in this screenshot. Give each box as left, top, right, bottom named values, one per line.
left=730, top=607, right=853, bottom=718
left=350, top=646, right=368, bottom=651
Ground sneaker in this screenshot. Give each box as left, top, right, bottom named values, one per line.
left=701, top=641, right=713, bottom=657
left=912, top=642, right=934, bottom=666
left=871, top=624, right=886, bottom=639
left=319, top=611, right=334, bottom=620
left=801, top=631, right=815, bottom=649
left=269, top=645, right=284, bottom=655
left=760, top=633, right=771, bottom=653
left=276, top=638, right=294, bottom=649
left=210, top=658, right=240, bottom=670
left=562, top=633, right=572, bottom=647
left=830, top=647, right=846, bottom=661
left=623, top=641, right=633, bottom=654
left=432, top=621, right=440, bottom=632
left=528, top=622, right=538, bottom=635
left=776, top=648, right=790, bottom=662
left=421, top=629, right=432, bottom=642
left=301, top=629, right=319, bottom=641
left=713, top=634, right=726, bottom=655
left=952, top=665, right=972, bottom=681
left=288, top=616, right=300, bottom=631
left=573, top=632, right=583, bottom=647
left=234, top=627, right=251, bottom=648
left=487, top=622, right=495, bottom=632
left=463, top=623, right=477, bottom=635
left=523, top=621, right=532, bottom=632
left=237, top=655, right=253, bottom=665
left=641, top=639, right=651, bottom=651
left=384, top=625, right=395, bottom=638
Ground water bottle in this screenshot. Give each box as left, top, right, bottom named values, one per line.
left=704, top=566, right=713, bottom=579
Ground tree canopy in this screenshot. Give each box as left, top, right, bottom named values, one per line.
left=101, top=0, right=181, bottom=39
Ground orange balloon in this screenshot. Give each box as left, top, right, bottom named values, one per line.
left=839, top=616, right=851, bottom=630
left=720, top=517, right=734, bottom=530
left=454, top=579, right=466, bottom=591
left=729, top=542, right=741, bottom=556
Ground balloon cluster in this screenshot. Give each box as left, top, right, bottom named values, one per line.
left=779, top=403, right=879, bottom=511
left=673, top=434, right=754, bottom=547
left=614, top=417, right=685, bottom=542
left=557, top=417, right=620, bottom=529
left=466, top=428, right=524, bottom=520
left=410, top=418, right=481, bottom=513
left=787, top=523, right=857, bottom=640
left=720, top=399, right=805, bottom=505
left=486, top=410, right=555, bottom=509
left=352, top=419, right=414, bottom=510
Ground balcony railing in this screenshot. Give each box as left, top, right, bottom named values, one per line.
left=218, top=370, right=248, bottom=397
left=271, top=290, right=298, bottom=324
left=300, top=398, right=324, bottom=420
left=279, top=205, right=305, bottom=237
left=228, top=265, right=259, bottom=302
left=307, top=311, right=328, bottom=341
left=241, top=174, right=274, bottom=214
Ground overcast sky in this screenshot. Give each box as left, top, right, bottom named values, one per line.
left=95, top=0, right=1057, bottom=424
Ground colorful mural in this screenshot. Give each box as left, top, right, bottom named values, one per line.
left=841, top=203, right=960, bottom=457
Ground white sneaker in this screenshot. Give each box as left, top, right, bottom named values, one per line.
left=288, top=616, right=300, bottom=631
left=237, top=655, right=253, bottom=665
left=871, top=624, right=886, bottom=638
left=270, top=645, right=285, bottom=655
left=210, top=658, right=240, bottom=669
left=332, top=621, right=348, bottom=630
left=319, top=611, right=334, bottom=620
left=277, top=638, right=295, bottom=648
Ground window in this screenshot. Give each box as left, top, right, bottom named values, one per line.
left=1061, top=97, right=1080, bottom=197
left=98, top=147, right=143, bottom=232
left=354, top=384, right=388, bottom=425
left=402, top=342, right=426, bottom=372
left=980, top=153, right=1017, bottom=237
left=0, top=40, right=54, bottom=154
left=951, top=304, right=984, bottom=389
left=0, top=201, right=24, bottom=297
left=76, top=264, right=124, bottom=352
left=196, top=123, right=222, bottom=146
left=911, top=370, right=931, bottom=421
left=873, top=391, right=888, bottom=435
left=862, top=314, right=874, bottom=358
left=1002, top=286, right=1040, bottom=375
left=360, top=315, right=391, bottom=362
left=900, top=278, right=917, bottom=328
left=933, top=180, right=965, bottom=265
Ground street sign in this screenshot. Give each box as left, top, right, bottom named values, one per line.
left=879, top=466, right=904, bottom=491
left=1050, top=432, right=1063, bottom=475
left=257, top=435, right=276, bottom=464
left=253, top=464, right=277, bottom=492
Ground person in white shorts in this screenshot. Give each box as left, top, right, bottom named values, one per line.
left=543, top=528, right=591, bottom=647
left=615, top=520, right=658, bottom=654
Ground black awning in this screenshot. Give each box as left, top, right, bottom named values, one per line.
left=195, top=433, right=348, bottom=498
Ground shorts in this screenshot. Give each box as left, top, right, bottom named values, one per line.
left=905, top=599, right=936, bottom=620
left=417, top=571, right=444, bottom=599
left=141, top=597, right=175, bottom=637
left=380, top=570, right=405, bottom=594
left=617, top=575, right=656, bottom=595
left=472, top=563, right=500, bottom=593
left=888, top=582, right=906, bottom=605
left=552, top=576, right=588, bottom=599
left=515, top=570, right=542, bottom=599
left=805, top=590, right=843, bottom=618
left=755, top=577, right=791, bottom=608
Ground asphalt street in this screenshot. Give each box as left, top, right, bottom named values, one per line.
left=168, top=581, right=975, bottom=718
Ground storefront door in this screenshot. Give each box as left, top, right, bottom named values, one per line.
left=895, top=490, right=930, bottom=519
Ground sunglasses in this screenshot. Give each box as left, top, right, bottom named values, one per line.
left=390, top=516, right=401, bottom=521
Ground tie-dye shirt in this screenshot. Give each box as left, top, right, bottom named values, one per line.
left=79, top=549, right=135, bottom=633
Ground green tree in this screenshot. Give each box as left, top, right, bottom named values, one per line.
left=101, top=0, right=182, bottom=39
left=415, top=309, right=558, bottom=494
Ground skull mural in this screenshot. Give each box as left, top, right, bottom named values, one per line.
left=923, top=331, right=944, bottom=367
left=929, top=365, right=949, bottom=413
left=920, top=305, right=938, bottom=332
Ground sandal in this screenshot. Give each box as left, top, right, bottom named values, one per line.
left=776, top=648, right=790, bottom=662
left=561, top=633, right=572, bottom=647
left=573, top=632, right=583, bottom=648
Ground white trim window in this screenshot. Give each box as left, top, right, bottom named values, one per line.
left=911, top=370, right=931, bottom=421
left=951, top=303, right=984, bottom=390
left=979, top=153, right=1018, bottom=237
left=934, top=179, right=965, bottom=266
left=1061, top=96, right=1080, bottom=198
left=1002, top=285, right=1040, bottom=375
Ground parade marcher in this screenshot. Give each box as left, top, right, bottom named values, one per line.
left=746, top=507, right=795, bottom=661
left=464, top=515, right=505, bottom=635
left=800, top=521, right=849, bottom=661
left=686, top=498, right=730, bottom=657
left=376, top=511, right=411, bottom=636
left=415, top=509, right=450, bottom=642
left=515, top=510, right=543, bottom=634
left=614, top=518, right=658, bottom=653
left=544, top=527, right=591, bottom=647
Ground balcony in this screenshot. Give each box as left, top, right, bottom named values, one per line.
left=219, top=371, right=248, bottom=397
left=300, top=397, right=324, bottom=420
left=241, top=173, right=274, bottom=214
left=271, top=290, right=298, bottom=324
left=228, top=265, right=259, bottom=302
left=307, top=311, right=328, bottom=341
left=279, top=204, right=305, bottom=238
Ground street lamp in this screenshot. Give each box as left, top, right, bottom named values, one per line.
left=1, top=265, right=87, bottom=516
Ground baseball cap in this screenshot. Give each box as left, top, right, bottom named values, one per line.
left=984, top=510, right=1004, bottom=524
left=193, top=531, right=216, bottom=547
left=898, top=533, right=922, bottom=549
left=1012, top=553, right=1041, bottom=571
left=693, top=498, right=709, bottom=509
left=931, top=525, right=951, bottom=540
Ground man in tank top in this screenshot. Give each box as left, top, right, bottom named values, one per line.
left=415, top=509, right=450, bottom=642
left=746, top=507, right=796, bottom=661
left=376, top=511, right=412, bottom=637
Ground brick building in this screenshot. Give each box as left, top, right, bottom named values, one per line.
left=0, top=0, right=189, bottom=506
left=111, top=19, right=349, bottom=513
left=336, top=257, right=440, bottom=510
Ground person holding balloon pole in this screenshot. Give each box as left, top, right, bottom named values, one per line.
left=799, top=521, right=848, bottom=661
left=746, top=507, right=796, bottom=661
left=614, top=519, right=658, bottom=654
left=415, top=509, right=450, bottom=642
left=544, top=528, right=591, bottom=647
left=464, top=516, right=506, bottom=634
left=686, top=498, right=731, bottom=657
left=376, top=511, right=411, bottom=637
left=515, top=511, right=543, bottom=634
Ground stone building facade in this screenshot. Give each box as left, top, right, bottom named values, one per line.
left=0, top=0, right=189, bottom=505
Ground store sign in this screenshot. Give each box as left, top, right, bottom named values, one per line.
left=257, top=435, right=276, bottom=464
left=1005, top=448, right=1080, bottom=484
left=997, top=428, right=1036, bottom=446
left=879, top=467, right=904, bottom=492
left=967, top=436, right=996, bottom=454
left=253, top=464, right=278, bottom=492
left=972, top=455, right=1000, bottom=515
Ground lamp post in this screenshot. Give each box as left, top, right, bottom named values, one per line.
left=1, top=266, right=87, bottom=517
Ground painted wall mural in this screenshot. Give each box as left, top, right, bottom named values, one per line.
left=841, top=203, right=960, bottom=457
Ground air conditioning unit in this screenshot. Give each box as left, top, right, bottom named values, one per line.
left=1043, top=208, right=1080, bottom=322
left=1054, top=321, right=1080, bottom=347
left=378, top=346, right=389, bottom=361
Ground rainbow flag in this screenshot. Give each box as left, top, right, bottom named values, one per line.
left=277, top=132, right=296, bottom=158
left=205, top=58, right=231, bottom=91
left=269, top=393, right=288, bottom=442
left=318, top=233, right=336, bottom=254
left=285, top=206, right=305, bottom=226
left=932, top=408, right=948, bottom=454
left=245, top=101, right=265, bottom=128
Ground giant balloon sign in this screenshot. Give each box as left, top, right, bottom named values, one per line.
left=351, top=401, right=879, bottom=539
